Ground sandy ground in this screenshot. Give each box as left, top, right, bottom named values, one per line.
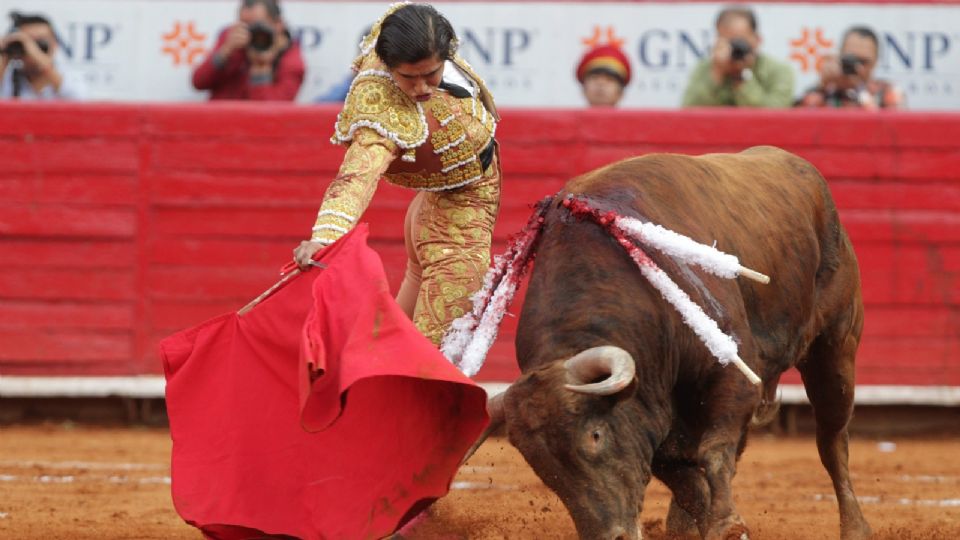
left=0, top=424, right=958, bottom=539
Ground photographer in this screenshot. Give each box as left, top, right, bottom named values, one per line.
left=192, top=0, right=304, bottom=101
left=682, top=5, right=794, bottom=107
left=796, top=26, right=904, bottom=110
left=1, top=11, right=84, bottom=100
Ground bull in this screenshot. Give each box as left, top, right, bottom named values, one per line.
left=486, top=146, right=871, bottom=539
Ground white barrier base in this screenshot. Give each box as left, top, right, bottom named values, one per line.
left=0, top=376, right=166, bottom=399
left=1, top=376, right=959, bottom=406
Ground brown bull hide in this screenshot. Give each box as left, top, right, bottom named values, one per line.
left=506, top=146, right=871, bottom=540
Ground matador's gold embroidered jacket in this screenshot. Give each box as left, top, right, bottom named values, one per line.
left=310, top=51, right=499, bottom=245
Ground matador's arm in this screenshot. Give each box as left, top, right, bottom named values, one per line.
left=311, top=128, right=398, bottom=245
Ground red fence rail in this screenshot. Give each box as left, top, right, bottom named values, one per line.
left=1, top=102, right=958, bottom=386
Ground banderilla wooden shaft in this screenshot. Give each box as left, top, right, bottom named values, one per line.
left=738, top=267, right=771, bottom=284
left=730, top=355, right=762, bottom=385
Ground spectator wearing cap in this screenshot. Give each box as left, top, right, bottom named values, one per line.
left=682, top=5, right=794, bottom=107
left=795, top=26, right=904, bottom=110
left=576, top=44, right=631, bottom=107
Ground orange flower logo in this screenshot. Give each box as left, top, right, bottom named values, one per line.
left=789, top=28, right=834, bottom=73
left=581, top=26, right=625, bottom=49
left=162, top=21, right=208, bottom=67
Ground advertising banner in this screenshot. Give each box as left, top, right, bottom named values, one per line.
left=0, top=1, right=957, bottom=109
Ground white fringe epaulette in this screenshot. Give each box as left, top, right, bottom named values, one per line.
left=330, top=70, right=428, bottom=152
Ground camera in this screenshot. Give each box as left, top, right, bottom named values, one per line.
left=729, top=38, right=753, bottom=61
left=840, top=54, right=865, bottom=76
left=247, top=21, right=274, bottom=52
left=0, top=36, right=50, bottom=59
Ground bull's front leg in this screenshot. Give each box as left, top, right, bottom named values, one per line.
left=699, top=438, right=749, bottom=540
left=650, top=459, right=707, bottom=539
left=696, top=365, right=759, bottom=540
left=666, top=498, right=701, bottom=539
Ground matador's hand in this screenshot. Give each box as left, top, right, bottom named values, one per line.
left=293, top=240, right=326, bottom=271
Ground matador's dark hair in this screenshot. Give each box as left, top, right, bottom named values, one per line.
left=375, top=4, right=457, bottom=68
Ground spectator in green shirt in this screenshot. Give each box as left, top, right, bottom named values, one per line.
left=682, top=6, right=794, bottom=107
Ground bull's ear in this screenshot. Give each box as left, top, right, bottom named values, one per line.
left=502, top=360, right=572, bottom=430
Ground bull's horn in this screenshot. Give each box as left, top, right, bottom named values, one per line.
left=461, top=391, right=506, bottom=466
left=563, top=345, right=636, bottom=396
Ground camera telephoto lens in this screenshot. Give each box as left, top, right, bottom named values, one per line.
left=247, top=22, right=274, bottom=52
left=840, top=54, right=864, bottom=76
left=1, top=38, right=49, bottom=58
left=1, top=39, right=25, bottom=58
left=729, top=38, right=752, bottom=61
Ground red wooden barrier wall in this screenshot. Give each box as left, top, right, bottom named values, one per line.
left=1, top=102, right=958, bottom=387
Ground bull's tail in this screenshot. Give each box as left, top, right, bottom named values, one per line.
left=441, top=195, right=554, bottom=376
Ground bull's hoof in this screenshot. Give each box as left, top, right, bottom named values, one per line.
left=721, top=525, right=749, bottom=540
left=704, top=518, right=750, bottom=540
left=664, top=501, right=699, bottom=539
left=840, top=519, right=872, bottom=540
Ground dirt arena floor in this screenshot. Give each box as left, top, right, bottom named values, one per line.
left=1, top=424, right=958, bottom=539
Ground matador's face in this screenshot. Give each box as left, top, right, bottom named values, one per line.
left=390, top=54, right=445, bottom=103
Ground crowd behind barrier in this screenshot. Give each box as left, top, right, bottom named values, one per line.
left=1, top=1, right=957, bottom=108
left=1, top=102, right=958, bottom=392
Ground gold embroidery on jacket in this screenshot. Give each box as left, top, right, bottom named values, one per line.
left=312, top=129, right=396, bottom=244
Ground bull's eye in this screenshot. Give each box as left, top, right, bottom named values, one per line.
left=583, top=424, right=606, bottom=457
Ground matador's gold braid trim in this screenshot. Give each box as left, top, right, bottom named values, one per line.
left=312, top=129, right=396, bottom=244
left=439, top=142, right=476, bottom=172
left=331, top=70, right=428, bottom=152
left=465, top=91, right=497, bottom=139
left=388, top=160, right=484, bottom=192
left=430, top=120, right=466, bottom=154
left=429, top=98, right=455, bottom=127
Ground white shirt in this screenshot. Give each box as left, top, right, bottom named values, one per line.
left=443, top=60, right=478, bottom=98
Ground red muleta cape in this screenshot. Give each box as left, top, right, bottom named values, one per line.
left=161, top=225, right=489, bottom=540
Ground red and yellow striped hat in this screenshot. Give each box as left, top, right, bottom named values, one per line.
left=576, top=45, right=632, bottom=86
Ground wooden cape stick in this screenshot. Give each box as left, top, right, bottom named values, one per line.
left=237, top=268, right=302, bottom=316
